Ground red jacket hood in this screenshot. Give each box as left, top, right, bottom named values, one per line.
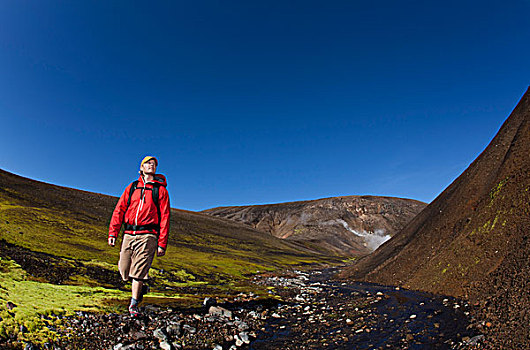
left=139, top=174, right=167, bottom=187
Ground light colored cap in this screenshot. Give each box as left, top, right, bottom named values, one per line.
left=140, top=156, right=158, bottom=168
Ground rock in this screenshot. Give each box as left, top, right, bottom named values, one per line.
left=153, top=328, right=168, bottom=342
left=234, top=334, right=243, bottom=347
left=131, top=330, right=148, bottom=340
left=208, top=306, right=233, bottom=319
left=466, top=334, right=485, bottom=345
left=409, top=314, right=417, bottom=319
left=183, top=324, right=196, bottom=334
left=238, top=332, right=250, bottom=344
left=271, top=313, right=281, bottom=318
left=212, top=345, right=223, bottom=350
left=346, top=318, right=353, bottom=325
left=160, top=340, right=172, bottom=350
left=114, top=344, right=136, bottom=350
left=204, top=297, right=217, bottom=307
left=166, top=323, right=182, bottom=337
left=236, top=321, right=249, bottom=331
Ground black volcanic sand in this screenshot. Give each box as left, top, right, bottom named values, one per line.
left=13, top=269, right=484, bottom=350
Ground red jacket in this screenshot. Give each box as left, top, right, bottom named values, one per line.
left=109, top=174, right=170, bottom=250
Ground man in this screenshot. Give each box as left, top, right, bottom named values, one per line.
left=108, top=156, right=170, bottom=317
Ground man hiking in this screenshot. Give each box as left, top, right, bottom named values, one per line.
left=108, top=156, right=170, bottom=317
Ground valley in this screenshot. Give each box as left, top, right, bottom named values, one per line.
left=1, top=87, right=529, bottom=349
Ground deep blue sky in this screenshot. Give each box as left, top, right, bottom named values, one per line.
left=1, top=1, right=529, bottom=211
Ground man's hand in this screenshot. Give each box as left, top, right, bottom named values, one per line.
left=157, top=247, right=165, bottom=257
left=108, top=236, right=116, bottom=247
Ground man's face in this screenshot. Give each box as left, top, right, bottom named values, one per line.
left=142, top=159, right=157, bottom=175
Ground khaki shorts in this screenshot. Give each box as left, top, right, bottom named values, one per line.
left=118, top=233, right=158, bottom=281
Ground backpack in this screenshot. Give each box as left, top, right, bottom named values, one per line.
left=123, top=180, right=161, bottom=233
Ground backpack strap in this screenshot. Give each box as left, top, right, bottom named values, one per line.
left=126, top=180, right=139, bottom=212
left=124, top=180, right=162, bottom=229
left=151, top=182, right=161, bottom=224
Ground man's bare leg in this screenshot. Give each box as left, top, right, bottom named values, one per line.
left=131, top=279, right=143, bottom=301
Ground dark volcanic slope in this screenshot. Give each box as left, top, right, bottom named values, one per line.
left=203, top=196, right=426, bottom=257
left=342, top=88, right=530, bottom=348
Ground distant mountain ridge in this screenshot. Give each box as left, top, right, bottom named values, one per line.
left=341, top=87, right=530, bottom=348
left=203, top=196, right=426, bottom=256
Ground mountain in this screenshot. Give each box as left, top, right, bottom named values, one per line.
left=341, top=87, right=530, bottom=348
left=202, top=196, right=426, bottom=256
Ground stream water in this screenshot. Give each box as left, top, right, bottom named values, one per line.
left=250, top=269, right=478, bottom=349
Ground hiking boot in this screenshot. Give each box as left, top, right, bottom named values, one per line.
left=129, top=304, right=140, bottom=318
left=138, top=284, right=150, bottom=304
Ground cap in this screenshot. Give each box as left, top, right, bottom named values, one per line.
left=140, top=156, right=158, bottom=168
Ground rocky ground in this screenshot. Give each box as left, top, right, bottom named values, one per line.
left=5, top=268, right=493, bottom=350
left=251, top=270, right=485, bottom=349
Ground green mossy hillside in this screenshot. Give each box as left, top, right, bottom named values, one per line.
left=0, top=169, right=342, bottom=346
left=0, top=169, right=341, bottom=284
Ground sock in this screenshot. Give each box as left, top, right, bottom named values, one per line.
left=130, top=297, right=139, bottom=307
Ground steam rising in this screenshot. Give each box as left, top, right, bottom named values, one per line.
left=336, top=219, right=391, bottom=251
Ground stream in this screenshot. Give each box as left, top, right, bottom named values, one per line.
left=250, top=269, right=481, bottom=349
left=38, top=268, right=484, bottom=350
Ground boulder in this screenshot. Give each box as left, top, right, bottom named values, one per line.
left=208, top=306, right=233, bottom=319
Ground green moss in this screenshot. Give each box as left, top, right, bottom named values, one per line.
left=0, top=182, right=344, bottom=344
left=292, top=228, right=305, bottom=236
left=0, top=257, right=129, bottom=345
left=489, top=177, right=509, bottom=207
left=490, top=177, right=508, bottom=199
